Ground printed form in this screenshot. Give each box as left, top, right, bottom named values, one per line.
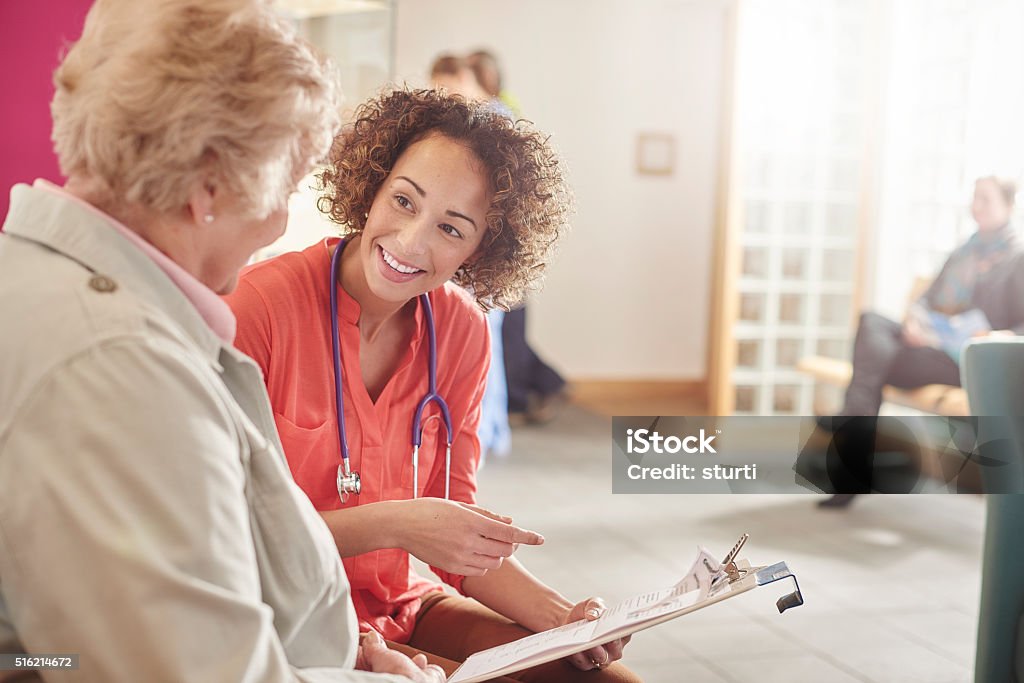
left=448, top=548, right=729, bottom=683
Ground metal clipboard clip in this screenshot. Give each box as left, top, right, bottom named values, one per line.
left=707, top=533, right=804, bottom=613
left=754, top=561, right=805, bottom=613
left=706, top=532, right=749, bottom=590
left=721, top=532, right=749, bottom=582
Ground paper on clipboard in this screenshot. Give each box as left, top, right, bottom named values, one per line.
left=447, top=537, right=803, bottom=683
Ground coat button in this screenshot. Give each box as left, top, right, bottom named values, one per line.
left=88, top=275, right=118, bottom=293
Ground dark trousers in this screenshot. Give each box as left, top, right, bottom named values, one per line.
left=841, top=312, right=962, bottom=416
left=799, top=312, right=963, bottom=494
left=502, top=306, right=565, bottom=413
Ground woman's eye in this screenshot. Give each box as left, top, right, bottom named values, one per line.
left=395, top=195, right=412, bottom=209
left=440, top=223, right=463, bottom=239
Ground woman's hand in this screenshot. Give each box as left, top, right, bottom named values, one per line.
left=561, top=597, right=631, bottom=671
left=901, top=316, right=929, bottom=347
left=357, top=630, right=446, bottom=682
left=395, top=498, right=544, bottom=576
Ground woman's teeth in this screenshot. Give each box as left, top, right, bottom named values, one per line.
left=381, top=247, right=421, bottom=274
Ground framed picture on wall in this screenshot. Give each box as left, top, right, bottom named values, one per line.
left=635, top=132, right=675, bottom=176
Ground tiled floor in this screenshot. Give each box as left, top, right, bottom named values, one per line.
left=469, top=405, right=983, bottom=683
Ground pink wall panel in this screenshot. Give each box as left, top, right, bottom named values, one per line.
left=1, top=1, right=93, bottom=219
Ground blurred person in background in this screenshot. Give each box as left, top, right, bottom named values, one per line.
left=466, top=49, right=568, bottom=426
left=467, top=49, right=522, bottom=118
left=0, top=1, right=442, bottom=680
left=430, top=52, right=511, bottom=457
left=816, top=175, right=1024, bottom=508
left=429, top=53, right=490, bottom=103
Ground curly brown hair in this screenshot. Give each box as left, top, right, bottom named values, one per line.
left=317, top=88, right=572, bottom=310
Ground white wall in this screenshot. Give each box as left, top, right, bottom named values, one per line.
left=394, top=0, right=728, bottom=379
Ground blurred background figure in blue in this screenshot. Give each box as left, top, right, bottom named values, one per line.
left=464, top=49, right=568, bottom=427
left=429, top=52, right=512, bottom=458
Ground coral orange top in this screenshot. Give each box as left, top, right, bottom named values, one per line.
left=224, top=238, right=489, bottom=643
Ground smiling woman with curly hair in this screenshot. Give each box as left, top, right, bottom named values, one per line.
left=224, top=89, right=639, bottom=682
left=319, top=88, right=572, bottom=310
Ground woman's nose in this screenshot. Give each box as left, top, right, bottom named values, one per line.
left=395, top=218, right=430, bottom=256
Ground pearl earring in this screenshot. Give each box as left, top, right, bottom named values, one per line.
left=203, top=214, right=215, bottom=224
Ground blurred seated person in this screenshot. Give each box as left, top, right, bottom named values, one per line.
left=837, top=176, right=1021, bottom=418
left=817, top=175, right=1022, bottom=507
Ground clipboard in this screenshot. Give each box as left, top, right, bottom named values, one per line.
left=447, top=535, right=803, bottom=683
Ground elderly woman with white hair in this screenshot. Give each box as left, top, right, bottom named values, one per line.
left=0, top=1, right=443, bottom=681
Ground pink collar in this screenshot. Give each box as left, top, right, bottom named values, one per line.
left=34, top=180, right=236, bottom=344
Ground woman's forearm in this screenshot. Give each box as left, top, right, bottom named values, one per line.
left=319, top=500, right=409, bottom=557
left=461, top=557, right=573, bottom=633
left=322, top=498, right=543, bottom=573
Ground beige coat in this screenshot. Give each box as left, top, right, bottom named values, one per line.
left=0, top=185, right=405, bottom=683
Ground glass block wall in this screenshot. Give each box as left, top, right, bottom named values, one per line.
left=730, top=0, right=868, bottom=415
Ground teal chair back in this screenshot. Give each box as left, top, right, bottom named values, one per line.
left=961, top=338, right=1024, bottom=682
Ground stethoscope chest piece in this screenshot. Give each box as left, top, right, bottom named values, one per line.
left=337, top=465, right=361, bottom=503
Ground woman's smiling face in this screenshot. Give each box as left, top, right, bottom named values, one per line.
left=357, top=132, right=491, bottom=304
left=971, top=177, right=1013, bottom=233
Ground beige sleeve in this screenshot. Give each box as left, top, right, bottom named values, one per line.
left=0, top=337, right=406, bottom=683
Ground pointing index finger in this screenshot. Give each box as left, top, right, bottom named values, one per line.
left=480, top=519, right=544, bottom=545
left=462, top=502, right=514, bottom=524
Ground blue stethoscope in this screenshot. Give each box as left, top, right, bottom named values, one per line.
left=330, top=238, right=454, bottom=503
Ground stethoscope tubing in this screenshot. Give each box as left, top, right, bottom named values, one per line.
left=330, top=241, right=352, bottom=465
left=330, top=238, right=454, bottom=501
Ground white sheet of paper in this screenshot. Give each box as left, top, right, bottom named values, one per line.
left=446, top=618, right=599, bottom=681
left=448, top=547, right=724, bottom=683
